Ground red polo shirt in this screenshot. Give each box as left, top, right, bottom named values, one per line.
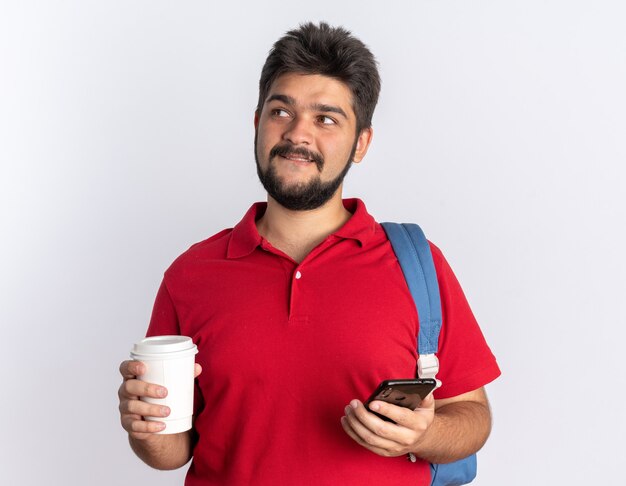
left=147, top=198, right=500, bottom=486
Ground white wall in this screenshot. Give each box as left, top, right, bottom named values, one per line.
left=1, top=1, right=624, bottom=484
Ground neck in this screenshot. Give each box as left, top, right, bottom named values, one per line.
left=256, top=191, right=352, bottom=263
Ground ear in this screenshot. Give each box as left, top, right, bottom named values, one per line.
left=254, top=111, right=260, bottom=130
left=352, top=127, right=373, bottom=164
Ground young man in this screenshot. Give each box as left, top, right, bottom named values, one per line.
left=118, top=22, right=500, bottom=485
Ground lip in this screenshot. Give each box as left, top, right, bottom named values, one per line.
left=283, top=153, right=313, bottom=162
left=279, top=154, right=314, bottom=164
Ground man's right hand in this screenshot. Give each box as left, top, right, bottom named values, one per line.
left=118, top=360, right=171, bottom=440
left=118, top=360, right=202, bottom=468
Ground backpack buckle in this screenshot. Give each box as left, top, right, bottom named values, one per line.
left=417, top=353, right=442, bottom=388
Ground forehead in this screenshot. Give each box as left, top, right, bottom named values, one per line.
left=265, top=73, right=355, bottom=118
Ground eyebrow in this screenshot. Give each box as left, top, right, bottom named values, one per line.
left=311, top=103, right=348, bottom=119
left=266, top=94, right=349, bottom=119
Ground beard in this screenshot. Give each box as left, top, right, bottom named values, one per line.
left=254, top=134, right=357, bottom=211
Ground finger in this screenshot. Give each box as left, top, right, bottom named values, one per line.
left=419, top=393, right=435, bottom=411
left=120, top=378, right=168, bottom=400
left=368, top=401, right=434, bottom=440
left=120, top=398, right=170, bottom=419
left=194, top=363, right=202, bottom=378
left=351, top=400, right=400, bottom=436
left=121, top=414, right=166, bottom=436
left=406, top=394, right=436, bottom=425
left=356, top=400, right=420, bottom=448
left=340, top=415, right=396, bottom=457
left=344, top=403, right=400, bottom=451
left=119, top=360, right=146, bottom=380
left=368, top=400, right=420, bottom=428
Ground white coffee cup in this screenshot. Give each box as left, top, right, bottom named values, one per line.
left=130, top=335, right=198, bottom=434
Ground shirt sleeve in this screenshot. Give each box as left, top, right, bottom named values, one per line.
left=146, top=279, right=181, bottom=337
left=145, top=278, right=205, bottom=419
left=429, top=243, right=501, bottom=399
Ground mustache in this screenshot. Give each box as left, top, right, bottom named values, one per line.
left=269, top=143, right=324, bottom=172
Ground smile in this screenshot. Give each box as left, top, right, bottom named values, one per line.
left=280, top=153, right=314, bottom=163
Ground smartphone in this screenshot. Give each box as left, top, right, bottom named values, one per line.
left=364, top=379, right=436, bottom=423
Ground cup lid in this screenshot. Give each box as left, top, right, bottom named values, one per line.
left=132, top=335, right=196, bottom=355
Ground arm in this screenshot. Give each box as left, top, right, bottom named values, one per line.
left=118, top=360, right=201, bottom=470
left=129, top=430, right=194, bottom=471
left=341, top=386, right=492, bottom=463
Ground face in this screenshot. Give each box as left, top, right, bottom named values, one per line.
left=254, top=73, right=372, bottom=211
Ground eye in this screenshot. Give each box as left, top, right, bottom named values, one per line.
left=317, top=115, right=336, bottom=125
left=271, top=108, right=290, bottom=118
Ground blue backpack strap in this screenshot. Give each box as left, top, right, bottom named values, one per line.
left=430, top=456, right=477, bottom=486
left=380, top=222, right=442, bottom=358
left=382, top=222, right=477, bottom=486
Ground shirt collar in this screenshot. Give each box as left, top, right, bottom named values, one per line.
left=227, top=203, right=265, bottom=259
left=226, top=198, right=377, bottom=259
left=333, top=198, right=377, bottom=246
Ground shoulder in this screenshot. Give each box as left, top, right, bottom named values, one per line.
left=164, top=227, right=233, bottom=278
left=429, top=241, right=452, bottom=275
left=426, top=240, right=457, bottom=285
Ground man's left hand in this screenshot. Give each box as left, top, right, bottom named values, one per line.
left=340, top=394, right=435, bottom=457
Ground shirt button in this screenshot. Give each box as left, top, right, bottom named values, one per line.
left=295, top=271, right=302, bottom=279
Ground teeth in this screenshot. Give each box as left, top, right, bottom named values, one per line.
left=286, top=155, right=310, bottom=162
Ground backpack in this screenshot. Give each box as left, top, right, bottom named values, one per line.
left=381, top=222, right=478, bottom=486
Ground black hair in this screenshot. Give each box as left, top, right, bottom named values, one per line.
left=257, top=22, right=381, bottom=133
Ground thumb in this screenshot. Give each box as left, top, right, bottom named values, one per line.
left=194, top=363, right=203, bottom=378
left=415, top=393, right=435, bottom=412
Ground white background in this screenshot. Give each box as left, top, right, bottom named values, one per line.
left=1, top=1, right=625, bottom=484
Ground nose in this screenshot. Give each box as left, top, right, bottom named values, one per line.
left=282, top=116, right=312, bottom=145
